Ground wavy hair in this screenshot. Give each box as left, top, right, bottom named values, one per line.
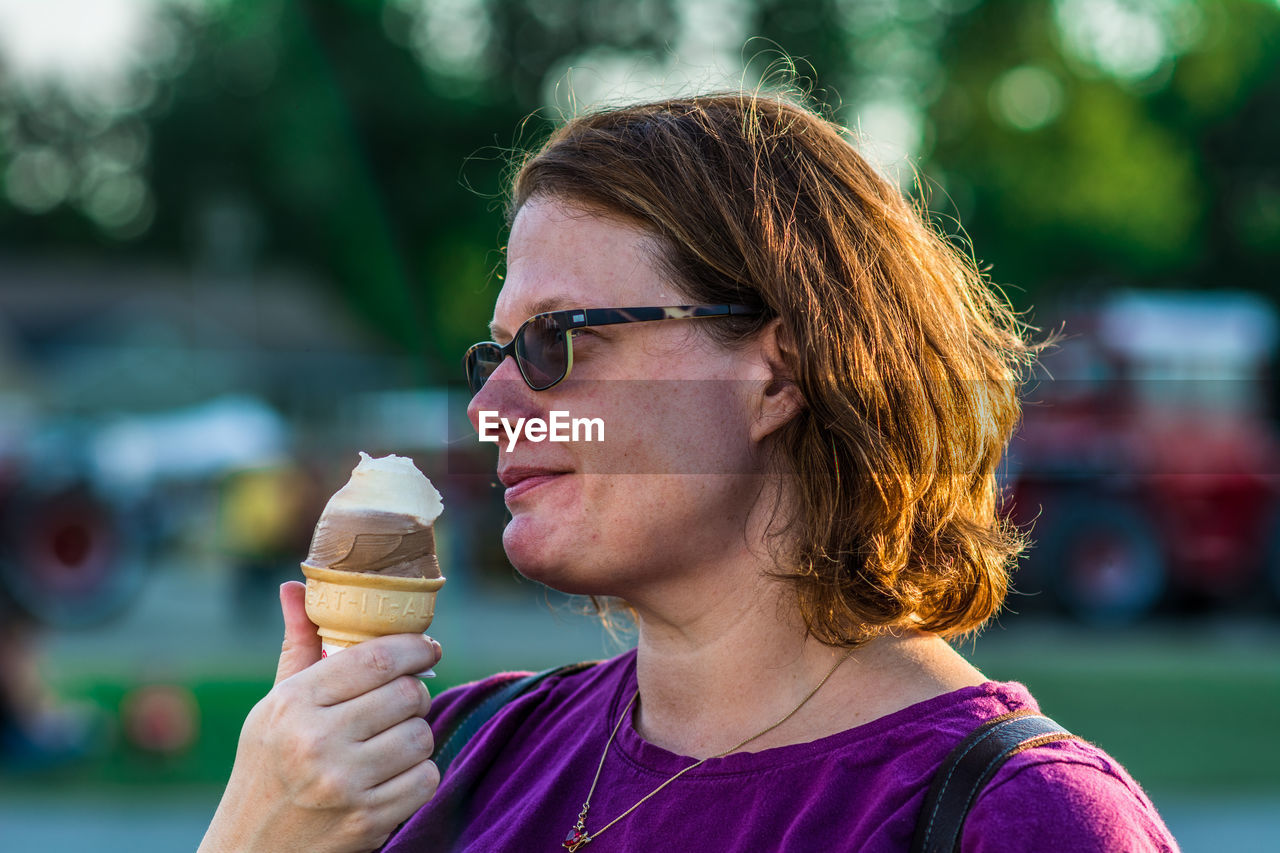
left=509, top=92, right=1051, bottom=643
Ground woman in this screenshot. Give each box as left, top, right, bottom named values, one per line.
left=200, top=93, right=1178, bottom=852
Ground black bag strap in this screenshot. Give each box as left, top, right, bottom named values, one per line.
left=432, top=661, right=599, bottom=778
left=911, top=709, right=1078, bottom=853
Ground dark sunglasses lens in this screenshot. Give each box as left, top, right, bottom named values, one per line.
left=515, top=315, right=569, bottom=390
left=465, top=344, right=503, bottom=394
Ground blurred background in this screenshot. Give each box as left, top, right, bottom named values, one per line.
left=1, top=0, right=1278, bottom=849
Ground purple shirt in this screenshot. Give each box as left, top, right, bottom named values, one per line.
left=383, top=650, right=1178, bottom=852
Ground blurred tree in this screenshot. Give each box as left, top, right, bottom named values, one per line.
left=924, top=0, right=1280, bottom=302
left=143, top=0, right=518, bottom=374
left=1, top=0, right=1278, bottom=374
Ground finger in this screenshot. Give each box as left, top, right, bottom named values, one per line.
left=275, top=581, right=322, bottom=685
left=348, top=717, right=435, bottom=790
left=337, top=675, right=432, bottom=742
left=309, top=634, right=441, bottom=706
left=366, top=756, right=440, bottom=820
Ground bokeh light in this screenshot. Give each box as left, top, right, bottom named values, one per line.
left=990, top=65, right=1065, bottom=131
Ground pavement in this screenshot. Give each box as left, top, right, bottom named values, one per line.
left=0, top=788, right=1276, bottom=851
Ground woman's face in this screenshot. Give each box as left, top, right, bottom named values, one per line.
left=466, top=198, right=771, bottom=600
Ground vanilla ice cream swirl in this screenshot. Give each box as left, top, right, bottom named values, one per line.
left=305, top=452, right=443, bottom=578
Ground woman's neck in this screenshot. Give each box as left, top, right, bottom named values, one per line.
left=627, top=574, right=988, bottom=758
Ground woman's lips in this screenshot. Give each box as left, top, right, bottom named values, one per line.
left=502, top=472, right=567, bottom=502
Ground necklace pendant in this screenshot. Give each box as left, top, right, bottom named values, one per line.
left=564, top=828, right=590, bottom=850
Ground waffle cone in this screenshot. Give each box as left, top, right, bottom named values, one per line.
left=302, top=563, right=445, bottom=646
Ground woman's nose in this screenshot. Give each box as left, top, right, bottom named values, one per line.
left=466, top=356, right=540, bottom=432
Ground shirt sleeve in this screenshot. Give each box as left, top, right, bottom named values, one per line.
left=960, top=740, right=1181, bottom=853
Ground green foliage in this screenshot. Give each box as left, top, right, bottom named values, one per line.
left=2, top=0, right=1279, bottom=372
left=924, top=0, right=1280, bottom=298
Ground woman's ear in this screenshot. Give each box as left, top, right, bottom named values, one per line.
left=750, top=318, right=805, bottom=443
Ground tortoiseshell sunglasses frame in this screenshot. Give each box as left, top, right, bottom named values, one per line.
left=464, top=304, right=761, bottom=394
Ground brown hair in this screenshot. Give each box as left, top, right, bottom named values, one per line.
left=510, top=92, right=1050, bottom=643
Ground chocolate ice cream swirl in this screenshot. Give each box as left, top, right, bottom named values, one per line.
left=305, top=508, right=440, bottom=579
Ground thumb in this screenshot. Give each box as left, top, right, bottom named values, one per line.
left=275, top=581, right=322, bottom=685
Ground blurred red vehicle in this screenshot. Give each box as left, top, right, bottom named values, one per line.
left=0, top=464, right=145, bottom=630
left=1002, top=290, right=1280, bottom=624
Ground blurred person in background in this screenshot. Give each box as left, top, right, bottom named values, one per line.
left=0, top=477, right=113, bottom=769
left=0, top=576, right=97, bottom=768
left=198, top=93, right=1178, bottom=852
left=218, top=460, right=324, bottom=624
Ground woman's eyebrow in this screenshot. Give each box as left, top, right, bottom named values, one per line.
left=488, top=296, right=578, bottom=339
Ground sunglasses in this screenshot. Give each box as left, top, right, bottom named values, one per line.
left=464, top=304, right=761, bottom=394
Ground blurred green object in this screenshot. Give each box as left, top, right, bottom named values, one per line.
left=0, top=674, right=468, bottom=789
left=968, top=623, right=1280, bottom=793
left=2, top=646, right=1275, bottom=794
left=1010, top=666, right=1280, bottom=790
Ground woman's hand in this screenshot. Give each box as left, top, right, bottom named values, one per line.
left=198, top=582, right=443, bottom=853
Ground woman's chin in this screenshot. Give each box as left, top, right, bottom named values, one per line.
left=502, top=517, right=606, bottom=595
left=502, top=516, right=562, bottom=577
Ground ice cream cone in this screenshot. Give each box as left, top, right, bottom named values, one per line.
left=300, top=452, right=445, bottom=674
left=302, top=562, right=445, bottom=651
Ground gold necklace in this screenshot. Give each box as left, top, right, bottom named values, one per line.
left=562, top=647, right=856, bottom=851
